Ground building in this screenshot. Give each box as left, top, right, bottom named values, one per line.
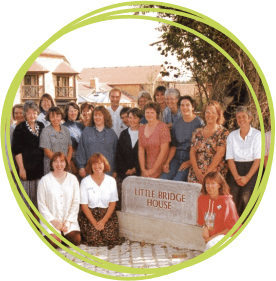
left=14, top=48, right=79, bottom=107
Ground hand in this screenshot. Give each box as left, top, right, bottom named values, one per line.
left=79, top=168, right=86, bottom=178
left=178, top=161, right=190, bottom=171
left=96, top=219, right=106, bottom=231
left=61, top=221, right=71, bottom=233
left=238, top=176, right=250, bottom=186
left=195, top=169, right=204, bottom=184
left=125, top=168, right=136, bottom=175
left=19, top=168, right=27, bottom=181
left=51, top=220, right=63, bottom=231
left=202, top=226, right=210, bottom=240
left=167, top=123, right=173, bottom=130
left=234, top=175, right=243, bottom=186
left=163, top=163, right=170, bottom=173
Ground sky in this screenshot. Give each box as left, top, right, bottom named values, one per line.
left=50, top=16, right=187, bottom=80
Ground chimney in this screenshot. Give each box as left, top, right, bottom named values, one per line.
left=90, top=77, right=99, bottom=91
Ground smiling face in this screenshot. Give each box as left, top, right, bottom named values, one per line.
left=128, top=112, right=140, bottom=129
left=93, top=110, right=105, bottom=127
left=110, top=91, right=121, bottom=109
left=236, top=111, right=252, bottom=130
left=68, top=105, right=79, bottom=121
left=49, top=112, right=62, bottom=127
left=92, top=161, right=104, bottom=175
left=145, top=107, right=157, bottom=122
left=25, top=108, right=38, bottom=124
left=82, top=106, right=93, bottom=121
left=205, top=105, right=219, bottom=125
left=52, top=157, right=66, bottom=172
left=121, top=113, right=129, bottom=127
left=165, top=94, right=178, bottom=110
left=205, top=178, right=220, bottom=199
left=180, top=99, right=194, bottom=116
left=138, top=97, right=149, bottom=109
left=41, top=98, right=52, bottom=112
left=155, top=91, right=166, bottom=105
left=14, top=107, right=25, bottom=123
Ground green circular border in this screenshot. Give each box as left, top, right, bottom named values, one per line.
left=1, top=1, right=274, bottom=279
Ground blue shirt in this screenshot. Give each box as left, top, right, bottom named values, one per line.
left=76, top=126, right=118, bottom=174
left=63, top=120, right=85, bottom=150
left=171, top=116, right=204, bottom=151
left=162, top=107, right=182, bottom=124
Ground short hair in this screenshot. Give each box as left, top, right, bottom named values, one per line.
left=91, top=106, right=113, bottom=128
left=50, top=152, right=69, bottom=171
left=45, top=106, right=64, bottom=122
left=85, top=153, right=111, bottom=175
left=109, top=88, right=121, bottom=97
left=39, top=93, right=55, bottom=112
left=80, top=102, right=94, bottom=113
left=143, top=101, right=161, bottom=116
left=201, top=171, right=230, bottom=196
left=120, top=107, right=131, bottom=117
left=236, top=106, right=252, bottom=118
left=138, top=91, right=152, bottom=104
left=202, top=100, right=225, bottom=125
left=153, top=86, right=166, bottom=102
left=128, top=107, right=143, bottom=119
left=23, top=100, right=39, bottom=117
left=64, top=102, right=81, bottom=121
left=12, top=104, right=24, bottom=120
left=178, top=95, right=197, bottom=109
left=165, top=88, right=181, bottom=99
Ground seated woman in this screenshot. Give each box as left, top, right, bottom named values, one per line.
left=37, top=93, right=55, bottom=127
left=40, top=106, right=73, bottom=175
left=161, top=96, right=204, bottom=181
left=153, top=86, right=167, bottom=121
left=139, top=102, right=171, bottom=178
left=188, top=101, right=229, bottom=184
left=138, top=91, right=153, bottom=125
left=162, top=88, right=182, bottom=130
left=37, top=152, right=81, bottom=249
left=79, top=153, right=125, bottom=249
left=226, top=106, right=261, bottom=217
left=76, top=106, right=118, bottom=178
left=12, top=101, right=44, bottom=217
left=63, top=102, right=85, bottom=176
left=80, top=102, right=94, bottom=127
left=198, top=172, right=239, bottom=251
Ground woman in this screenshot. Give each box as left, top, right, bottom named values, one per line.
left=63, top=102, right=85, bottom=176
left=153, top=86, right=167, bottom=121
left=162, top=88, right=182, bottom=130
left=37, top=93, right=55, bottom=127
left=40, top=106, right=73, bottom=175
left=139, top=102, right=171, bottom=178
left=79, top=153, right=124, bottom=249
left=37, top=152, right=81, bottom=249
left=138, top=91, right=153, bottom=125
left=11, top=103, right=25, bottom=130
left=197, top=172, right=239, bottom=252
left=161, top=96, right=204, bottom=181
left=226, top=106, right=261, bottom=217
left=188, top=101, right=229, bottom=184
left=76, top=106, right=118, bottom=178
left=80, top=102, right=94, bottom=127
left=12, top=100, right=44, bottom=213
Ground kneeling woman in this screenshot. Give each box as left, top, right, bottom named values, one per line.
left=197, top=172, right=239, bottom=252
left=37, top=152, right=81, bottom=249
left=79, top=153, right=124, bottom=249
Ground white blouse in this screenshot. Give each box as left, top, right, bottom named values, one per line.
left=128, top=128, right=139, bottom=148
left=226, top=126, right=262, bottom=162
left=80, top=174, right=118, bottom=208
left=37, top=172, right=80, bottom=235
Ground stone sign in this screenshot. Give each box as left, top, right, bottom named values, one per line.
left=121, top=176, right=202, bottom=225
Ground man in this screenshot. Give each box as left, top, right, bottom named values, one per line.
left=107, top=88, right=127, bottom=137
left=120, top=107, right=130, bottom=128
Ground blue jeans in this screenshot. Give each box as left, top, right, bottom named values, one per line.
left=160, top=150, right=189, bottom=182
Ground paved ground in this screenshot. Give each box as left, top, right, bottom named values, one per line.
left=58, top=240, right=203, bottom=277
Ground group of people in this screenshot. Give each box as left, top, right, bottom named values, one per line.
left=6, top=86, right=270, bottom=251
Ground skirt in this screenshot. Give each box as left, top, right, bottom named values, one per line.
left=226, top=161, right=259, bottom=217
left=79, top=207, right=125, bottom=249
left=19, top=179, right=40, bottom=210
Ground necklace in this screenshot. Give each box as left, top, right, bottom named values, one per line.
left=26, top=121, right=40, bottom=137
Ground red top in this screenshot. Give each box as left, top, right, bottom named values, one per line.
left=139, top=121, right=171, bottom=178
left=197, top=194, right=239, bottom=237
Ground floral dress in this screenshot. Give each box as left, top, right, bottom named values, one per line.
left=188, top=126, right=229, bottom=183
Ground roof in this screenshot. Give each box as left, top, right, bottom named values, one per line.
left=40, top=48, right=65, bottom=58
left=27, top=61, right=49, bottom=73
left=80, top=65, right=163, bottom=85
left=52, top=61, right=79, bottom=75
